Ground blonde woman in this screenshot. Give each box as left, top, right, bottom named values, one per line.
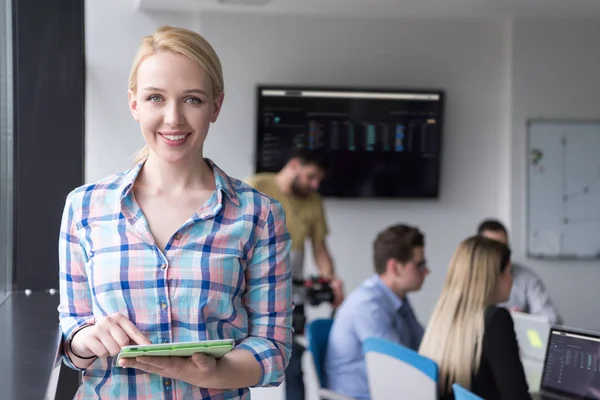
left=419, top=236, right=531, bottom=400
left=57, top=26, right=293, bottom=399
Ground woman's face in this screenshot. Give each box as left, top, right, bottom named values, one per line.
left=495, top=261, right=513, bottom=303
left=128, top=50, right=223, bottom=164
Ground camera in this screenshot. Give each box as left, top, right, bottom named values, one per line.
left=293, top=276, right=334, bottom=307
left=291, top=277, right=336, bottom=335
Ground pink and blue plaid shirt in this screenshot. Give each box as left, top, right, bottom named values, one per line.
left=58, top=159, right=293, bottom=399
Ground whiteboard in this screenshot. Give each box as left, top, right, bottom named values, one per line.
left=527, top=120, right=600, bottom=259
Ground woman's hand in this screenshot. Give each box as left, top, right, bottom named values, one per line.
left=71, top=312, right=152, bottom=359
left=119, top=353, right=217, bottom=387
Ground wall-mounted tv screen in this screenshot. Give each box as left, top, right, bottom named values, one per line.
left=255, top=86, right=444, bottom=198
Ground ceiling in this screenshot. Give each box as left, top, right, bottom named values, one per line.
left=136, top=0, right=600, bottom=18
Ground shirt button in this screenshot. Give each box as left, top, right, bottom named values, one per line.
left=161, top=263, right=167, bottom=270
left=164, top=378, right=171, bottom=387
left=174, top=233, right=181, bottom=240
left=160, top=302, right=167, bottom=310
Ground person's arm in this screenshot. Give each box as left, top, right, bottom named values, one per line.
left=353, top=302, right=403, bottom=345
left=312, top=239, right=334, bottom=279
left=483, top=308, right=532, bottom=399
left=525, top=273, right=563, bottom=325
left=57, top=191, right=96, bottom=370
left=234, top=199, right=294, bottom=388
left=310, top=197, right=334, bottom=279
left=310, top=198, right=346, bottom=307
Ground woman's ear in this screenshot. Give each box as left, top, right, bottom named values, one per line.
left=211, top=92, right=225, bottom=123
left=128, top=90, right=139, bottom=122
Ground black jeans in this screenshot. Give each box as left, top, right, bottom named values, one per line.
left=286, top=304, right=306, bottom=400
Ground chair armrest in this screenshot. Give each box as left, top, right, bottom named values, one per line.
left=294, top=334, right=308, bottom=348
left=318, top=388, right=357, bottom=400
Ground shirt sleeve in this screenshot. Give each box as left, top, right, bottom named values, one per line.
left=57, top=191, right=95, bottom=371
left=310, top=195, right=329, bottom=243
left=482, top=308, right=532, bottom=400
left=353, top=301, right=402, bottom=345
left=525, top=272, right=563, bottom=325
left=236, top=199, right=293, bottom=388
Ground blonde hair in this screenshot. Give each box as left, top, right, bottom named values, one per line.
left=418, top=236, right=511, bottom=395
left=129, top=26, right=224, bottom=163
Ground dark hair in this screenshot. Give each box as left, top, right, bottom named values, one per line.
left=373, top=224, right=425, bottom=275
left=289, top=148, right=329, bottom=172
left=477, top=219, right=507, bottom=236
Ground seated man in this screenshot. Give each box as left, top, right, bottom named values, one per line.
left=324, top=224, right=429, bottom=400
left=478, top=219, right=563, bottom=325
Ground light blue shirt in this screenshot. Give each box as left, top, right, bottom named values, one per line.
left=324, top=275, right=424, bottom=400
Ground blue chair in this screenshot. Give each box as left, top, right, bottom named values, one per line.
left=306, top=318, right=355, bottom=400
left=363, top=337, right=438, bottom=400
left=452, top=383, right=484, bottom=400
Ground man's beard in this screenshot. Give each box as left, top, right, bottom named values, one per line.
left=290, top=177, right=311, bottom=198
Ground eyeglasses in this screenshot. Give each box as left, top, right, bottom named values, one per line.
left=413, top=259, right=428, bottom=270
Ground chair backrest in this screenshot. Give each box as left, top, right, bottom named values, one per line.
left=363, top=337, right=438, bottom=400
left=306, top=318, right=334, bottom=389
left=452, top=383, right=484, bottom=400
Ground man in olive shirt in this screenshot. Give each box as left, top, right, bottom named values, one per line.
left=246, top=149, right=343, bottom=400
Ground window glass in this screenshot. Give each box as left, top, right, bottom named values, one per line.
left=0, top=0, right=13, bottom=304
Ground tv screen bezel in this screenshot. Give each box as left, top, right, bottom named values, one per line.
left=254, top=84, right=445, bottom=199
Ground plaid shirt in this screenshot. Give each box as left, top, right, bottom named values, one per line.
left=58, top=159, right=293, bottom=399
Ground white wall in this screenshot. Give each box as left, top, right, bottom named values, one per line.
left=200, top=13, right=511, bottom=323
left=85, top=0, right=199, bottom=182
left=510, top=19, right=600, bottom=331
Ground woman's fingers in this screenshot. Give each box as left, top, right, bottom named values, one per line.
left=85, top=337, right=110, bottom=358
left=78, top=313, right=151, bottom=359
left=109, top=324, right=132, bottom=348
left=115, top=315, right=152, bottom=345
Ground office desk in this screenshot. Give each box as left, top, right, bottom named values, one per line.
left=0, top=291, right=63, bottom=400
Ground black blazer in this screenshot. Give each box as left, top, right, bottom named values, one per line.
left=441, top=306, right=532, bottom=400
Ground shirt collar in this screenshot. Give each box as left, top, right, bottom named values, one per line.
left=207, top=159, right=240, bottom=206
left=371, top=274, right=404, bottom=313
left=119, top=158, right=240, bottom=206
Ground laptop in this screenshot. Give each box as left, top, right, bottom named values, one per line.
left=512, top=311, right=552, bottom=361
left=511, top=311, right=552, bottom=391
left=533, top=326, right=600, bottom=399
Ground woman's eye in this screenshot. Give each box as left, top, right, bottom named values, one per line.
left=185, top=97, right=201, bottom=105
left=148, top=95, right=162, bottom=103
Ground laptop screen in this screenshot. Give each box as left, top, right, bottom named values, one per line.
left=541, top=329, right=600, bottom=399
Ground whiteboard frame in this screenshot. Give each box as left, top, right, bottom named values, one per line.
left=526, top=118, right=600, bottom=260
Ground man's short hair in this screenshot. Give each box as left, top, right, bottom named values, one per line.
left=477, top=219, right=507, bottom=235
left=289, top=148, right=329, bottom=172
left=373, top=224, right=425, bottom=275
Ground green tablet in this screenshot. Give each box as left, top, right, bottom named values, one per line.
left=116, top=338, right=234, bottom=365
